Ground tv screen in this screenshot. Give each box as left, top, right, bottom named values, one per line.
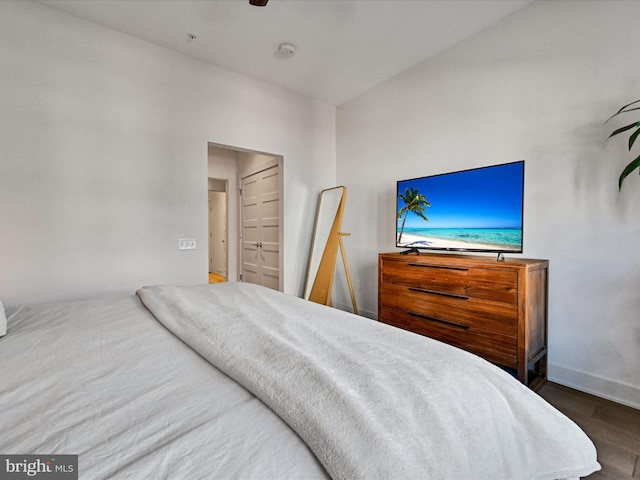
left=396, top=161, right=524, bottom=254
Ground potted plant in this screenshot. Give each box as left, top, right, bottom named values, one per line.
left=605, top=99, right=640, bottom=190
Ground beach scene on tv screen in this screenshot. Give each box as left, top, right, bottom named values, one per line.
left=397, top=162, right=524, bottom=252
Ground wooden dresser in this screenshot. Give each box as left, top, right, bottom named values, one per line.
left=378, top=252, right=548, bottom=390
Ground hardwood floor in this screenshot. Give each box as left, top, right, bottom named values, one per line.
left=209, top=273, right=226, bottom=284
left=538, top=382, right=640, bottom=479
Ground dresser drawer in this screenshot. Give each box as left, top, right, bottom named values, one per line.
left=379, top=306, right=517, bottom=367
left=378, top=252, right=549, bottom=389
left=379, top=283, right=517, bottom=336
left=380, top=259, right=518, bottom=304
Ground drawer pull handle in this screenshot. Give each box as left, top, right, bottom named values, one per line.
left=408, top=311, right=470, bottom=330
left=409, top=287, right=468, bottom=300
left=408, top=263, right=469, bottom=271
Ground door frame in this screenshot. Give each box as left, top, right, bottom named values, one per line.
left=207, top=142, right=283, bottom=290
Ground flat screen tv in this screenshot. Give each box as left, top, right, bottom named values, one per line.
left=396, top=160, right=524, bottom=255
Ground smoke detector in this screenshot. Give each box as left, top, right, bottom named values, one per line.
left=277, top=43, right=296, bottom=58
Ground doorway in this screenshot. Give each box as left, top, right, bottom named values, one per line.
left=208, top=184, right=227, bottom=279
left=207, top=143, right=283, bottom=291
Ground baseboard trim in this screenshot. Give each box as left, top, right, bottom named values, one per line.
left=549, top=362, right=640, bottom=410
left=356, top=307, right=377, bottom=320
left=333, top=302, right=377, bottom=320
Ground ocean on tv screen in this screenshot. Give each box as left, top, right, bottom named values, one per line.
left=397, top=227, right=522, bottom=252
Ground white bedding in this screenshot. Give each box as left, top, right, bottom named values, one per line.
left=0, top=282, right=600, bottom=480
left=0, top=295, right=327, bottom=479
left=137, top=282, right=600, bottom=480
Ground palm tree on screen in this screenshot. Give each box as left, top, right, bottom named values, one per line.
left=397, top=187, right=430, bottom=244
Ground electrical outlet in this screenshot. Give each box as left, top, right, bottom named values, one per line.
left=178, top=238, right=196, bottom=250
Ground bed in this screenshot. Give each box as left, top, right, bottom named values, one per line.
left=0, top=282, right=600, bottom=479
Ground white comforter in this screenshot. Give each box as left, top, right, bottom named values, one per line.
left=1, top=294, right=327, bottom=479
left=137, top=282, right=600, bottom=480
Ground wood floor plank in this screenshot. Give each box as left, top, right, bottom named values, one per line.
left=571, top=410, right=640, bottom=456
left=591, top=437, right=637, bottom=477
left=593, top=403, right=640, bottom=435
left=538, top=382, right=598, bottom=418
left=587, top=468, right=631, bottom=480
left=539, top=382, right=640, bottom=479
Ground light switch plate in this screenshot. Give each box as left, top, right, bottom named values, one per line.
left=178, top=238, right=196, bottom=250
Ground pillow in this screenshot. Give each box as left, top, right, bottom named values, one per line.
left=0, top=298, right=6, bottom=337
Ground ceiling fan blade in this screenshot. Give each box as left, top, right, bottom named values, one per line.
left=249, top=0, right=269, bottom=6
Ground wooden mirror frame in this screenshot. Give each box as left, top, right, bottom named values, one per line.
left=303, top=186, right=357, bottom=313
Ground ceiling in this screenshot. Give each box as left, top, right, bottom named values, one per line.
left=38, top=0, right=533, bottom=106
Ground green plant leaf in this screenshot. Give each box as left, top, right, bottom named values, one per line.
left=619, top=99, right=640, bottom=111
left=618, top=153, right=640, bottom=191
left=605, top=99, right=640, bottom=123
left=628, top=125, right=640, bottom=150
left=607, top=121, right=639, bottom=141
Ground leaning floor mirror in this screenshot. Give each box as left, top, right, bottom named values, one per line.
left=303, top=186, right=358, bottom=314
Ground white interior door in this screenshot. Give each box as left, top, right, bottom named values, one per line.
left=240, top=163, right=280, bottom=290
left=208, top=191, right=227, bottom=277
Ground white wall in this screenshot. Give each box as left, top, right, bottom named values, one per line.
left=0, top=1, right=336, bottom=306
left=336, top=0, right=640, bottom=407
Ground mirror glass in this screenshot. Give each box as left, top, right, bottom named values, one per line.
left=303, top=187, right=345, bottom=301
